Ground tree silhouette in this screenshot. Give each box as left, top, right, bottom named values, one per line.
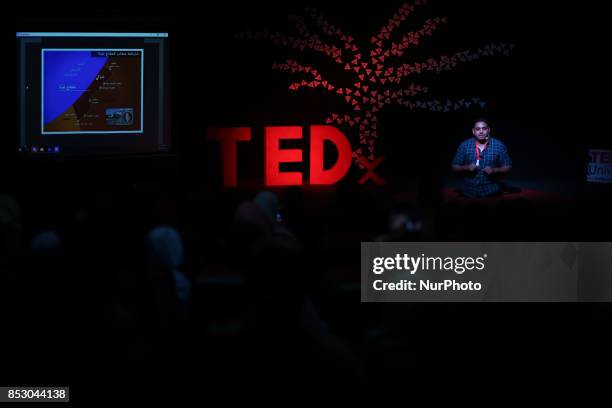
left=239, top=0, right=513, bottom=168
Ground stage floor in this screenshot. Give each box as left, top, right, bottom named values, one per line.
left=441, top=178, right=586, bottom=204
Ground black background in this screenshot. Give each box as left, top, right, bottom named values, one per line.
left=2, top=0, right=611, bottom=401
left=3, top=0, right=608, bottom=185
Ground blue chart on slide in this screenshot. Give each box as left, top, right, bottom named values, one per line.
left=42, top=49, right=143, bottom=134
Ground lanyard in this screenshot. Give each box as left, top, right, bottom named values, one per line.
left=475, top=141, right=488, bottom=164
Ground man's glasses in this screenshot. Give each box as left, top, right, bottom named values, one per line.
left=474, top=127, right=489, bottom=131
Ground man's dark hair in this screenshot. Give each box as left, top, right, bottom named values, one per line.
left=473, top=117, right=490, bottom=127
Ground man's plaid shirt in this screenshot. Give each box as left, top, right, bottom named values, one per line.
left=451, top=137, right=512, bottom=197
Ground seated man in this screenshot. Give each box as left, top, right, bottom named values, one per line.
left=451, top=118, right=512, bottom=198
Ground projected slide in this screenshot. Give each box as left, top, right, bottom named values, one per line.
left=42, top=49, right=143, bottom=134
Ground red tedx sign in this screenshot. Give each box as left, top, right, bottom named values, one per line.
left=207, top=125, right=383, bottom=187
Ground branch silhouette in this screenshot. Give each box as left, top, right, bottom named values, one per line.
left=239, top=0, right=513, bottom=165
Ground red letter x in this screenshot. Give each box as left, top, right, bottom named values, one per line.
left=356, top=155, right=385, bottom=185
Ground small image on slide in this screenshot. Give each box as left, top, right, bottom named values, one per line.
left=105, top=108, right=134, bottom=126
left=42, top=49, right=143, bottom=134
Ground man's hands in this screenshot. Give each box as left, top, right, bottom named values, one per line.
left=483, top=166, right=512, bottom=175
left=452, top=164, right=479, bottom=173
left=452, top=164, right=511, bottom=175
